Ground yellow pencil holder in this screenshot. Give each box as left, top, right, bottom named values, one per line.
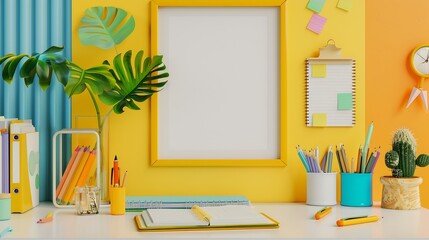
left=110, top=187, right=126, bottom=215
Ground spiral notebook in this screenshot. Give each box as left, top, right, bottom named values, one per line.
left=126, top=195, right=250, bottom=211
left=134, top=204, right=278, bottom=231
left=306, top=40, right=356, bottom=127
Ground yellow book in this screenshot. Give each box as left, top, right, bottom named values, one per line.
left=57, top=147, right=86, bottom=204
left=135, top=205, right=278, bottom=231
left=63, top=146, right=91, bottom=204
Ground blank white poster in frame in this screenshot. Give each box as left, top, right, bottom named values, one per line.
left=150, top=0, right=286, bottom=166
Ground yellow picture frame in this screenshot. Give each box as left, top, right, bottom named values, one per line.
left=150, top=0, right=287, bottom=167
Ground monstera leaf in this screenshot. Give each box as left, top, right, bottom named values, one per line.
left=65, top=63, right=116, bottom=97
left=78, top=6, right=135, bottom=50
left=0, top=46, right=69, bottom=90
left=99, top=50, right=169, bottom=114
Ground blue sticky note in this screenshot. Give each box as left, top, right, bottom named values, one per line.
left=337, top=93, right=353, bottom=110
left=307, top=0, right=326, bottom=13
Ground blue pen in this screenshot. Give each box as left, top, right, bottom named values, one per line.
left=0, top=226, right=12, bottom=238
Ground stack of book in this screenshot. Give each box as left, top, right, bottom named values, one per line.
left=126, top=195, right=251, bottom=211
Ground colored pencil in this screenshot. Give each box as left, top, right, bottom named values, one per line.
left=356, top=145, right=362, bottom=173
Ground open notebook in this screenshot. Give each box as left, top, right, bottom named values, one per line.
left=135, top=205, right=278, bottom=231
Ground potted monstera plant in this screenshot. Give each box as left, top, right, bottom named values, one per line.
left=0, top=6, right=169, bottom=200
left=381, top=128, right=429, bottom=209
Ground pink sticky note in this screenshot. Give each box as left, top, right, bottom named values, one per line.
left=307, top=13, right=327, bottom=34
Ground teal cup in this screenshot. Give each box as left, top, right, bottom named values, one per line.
left=340, top=173, right=373, bottom=207
left=0, top=193, right=11, bottom=220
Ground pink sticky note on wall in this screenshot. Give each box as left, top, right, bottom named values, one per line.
left=307, top=13, right=327, bottom=34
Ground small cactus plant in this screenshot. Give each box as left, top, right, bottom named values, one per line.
left=385, top=128, right=429, bottom=177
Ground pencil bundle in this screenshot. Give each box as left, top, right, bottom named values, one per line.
left=335, top=122, right=380, bottom=173
left=335, top=145, right=380, bottom=173
left=296, top=145, right=333, bottom=173
left=56, top=144, right=97, bottom=205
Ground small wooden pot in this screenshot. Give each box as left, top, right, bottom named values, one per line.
left=380, top=176, right=423, bottom=210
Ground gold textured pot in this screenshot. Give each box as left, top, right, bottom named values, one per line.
left=380, top=176, right=423, bottom=210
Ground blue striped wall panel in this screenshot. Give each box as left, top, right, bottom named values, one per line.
left=0, top=0, right=72, bottom=201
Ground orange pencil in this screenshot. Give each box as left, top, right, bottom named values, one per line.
left=113, top=155, right=120, bottom=187
left=56, top=146, right=81, bottom=197
left=37, top=212, right=53, bottom=223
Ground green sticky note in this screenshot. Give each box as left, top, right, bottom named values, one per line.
left=307, top=0, right=326, bottom=13
left=312, top=113, right=327, bottom=127
left=312, top=64, right=326, bottom=78
left=337, top=0, right=352, bottom=11
left=337, top=93, right=353, bottom=110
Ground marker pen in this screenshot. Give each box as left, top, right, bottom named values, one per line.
left=315, top=206, right=332, bottom=220
left=337, top=215, right=380, bottom=227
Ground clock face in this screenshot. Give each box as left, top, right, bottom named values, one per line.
left=412, top=46, right=429, bottom=76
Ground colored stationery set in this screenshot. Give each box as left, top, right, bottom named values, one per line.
left=296, top=145, right=333, bottom=173
left=298, top=122, right=379, bottom=174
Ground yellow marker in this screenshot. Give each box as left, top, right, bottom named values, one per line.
left=315, top=206, right=332, bottom=220
left=336, top=215, right=380, bottom=227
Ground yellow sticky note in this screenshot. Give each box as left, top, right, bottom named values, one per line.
left=312, top=64, right=326, bottom=78
left=337, top=0, right=352, bottom=11
left=312, top=113, right=327, bottom=127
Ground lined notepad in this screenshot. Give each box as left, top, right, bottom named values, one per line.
left=136, top=205, right=278, bottom=230
left=306, top=58, right=356, bottom=127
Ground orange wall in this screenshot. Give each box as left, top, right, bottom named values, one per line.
left=367, top=0, right=429, bottom=207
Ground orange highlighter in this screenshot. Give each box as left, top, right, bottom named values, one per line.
left=315, top=207, right=332, bottom=220
left=337, top=215, right=380, bottom=227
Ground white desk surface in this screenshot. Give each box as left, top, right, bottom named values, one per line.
left=1, top=202, right=429, bottom=239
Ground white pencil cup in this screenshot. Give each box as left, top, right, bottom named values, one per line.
left=306, top=172, right=337, bottom=206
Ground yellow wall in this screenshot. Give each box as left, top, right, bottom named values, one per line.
left=367, top=0, right=429, bottom=208
left=72, top=0, right=365, bottom=202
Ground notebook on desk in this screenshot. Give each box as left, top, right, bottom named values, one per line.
left=126, top=195, right=250, bottom=211
left=134, top=205, right=279, bottom=231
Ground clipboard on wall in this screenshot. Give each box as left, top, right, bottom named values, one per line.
left=306, top=40, right=356, bottom=127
